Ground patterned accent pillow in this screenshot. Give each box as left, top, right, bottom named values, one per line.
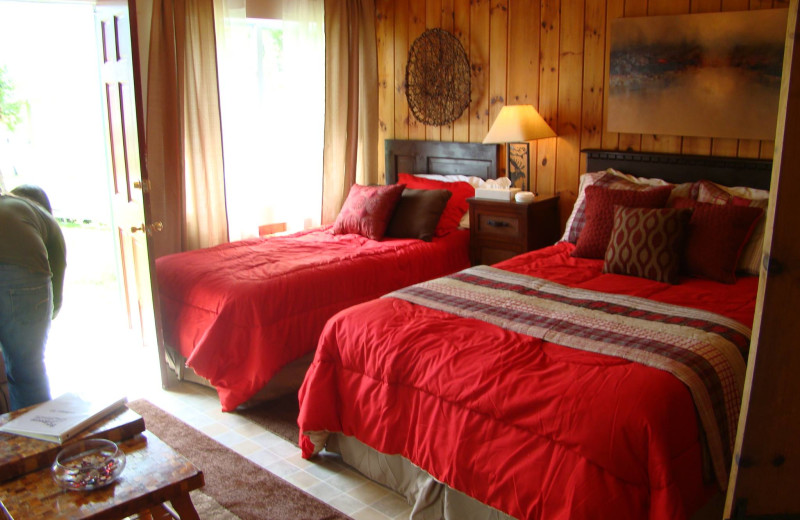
left=398, top=174, right=476, bottom=236
left=673, top=199, right=764, bottom=284
left=332, top=183, right=406, bottom=240
left=571, top=185, right=673, bottom=259
left=385, top=188, right=452, bottom=242
left=603, top=207, right=692, bottom=284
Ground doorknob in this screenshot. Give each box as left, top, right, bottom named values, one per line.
left=133, top=180, right=151, bottom=193
left=131, top=222, right=163, bottom=235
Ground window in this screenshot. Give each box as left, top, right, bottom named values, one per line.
left=215, top=0, right=324, bottom=240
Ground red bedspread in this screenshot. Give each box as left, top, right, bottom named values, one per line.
left=156, top=226, right=470, bottom=411
left=298, top=241, right=758, bottom=520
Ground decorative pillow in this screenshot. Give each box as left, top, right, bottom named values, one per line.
left=398, top=174, right=475, bottom=236
left=385, top=188, right=452, bottom=241
left=332, top=183, right=406, bottom=240
left=561, top=169, right=681, bottom=244
left=603, top=207, right=692, bottom=284
left=673, top=198, right=764, bottom=284
left=693, top=180, right=769, bottom=276
left=571, top=185, right=673, bottom=259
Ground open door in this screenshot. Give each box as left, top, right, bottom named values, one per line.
left=95, top=0, right=169, bottom=389
left=724, top=0, right=800, bottom=517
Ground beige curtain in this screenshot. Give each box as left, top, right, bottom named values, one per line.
left=321, top=0, right=378, bottom=225
left=139, top=0, right=228, bottom=258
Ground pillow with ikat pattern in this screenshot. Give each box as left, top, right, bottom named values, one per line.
left=603, top=206, right=692, bottom=284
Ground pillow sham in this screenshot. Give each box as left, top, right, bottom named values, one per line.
left=603, top=206, right=691, bottom=284
left=561, top=169, right=683, bottom=244
left=385, top=188, right=452, bottom=241
left=694, top=180, right=769, bottom=276
left=672, top=198, right=764, bottom=284
left=398, top=173, right=475, bottom=236
left=332, top=183, right=406, bottom=240
left=572, top=185, right=673, bottom=259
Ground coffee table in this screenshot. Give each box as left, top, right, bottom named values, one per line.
left=0, top=431, right=204, bottom=519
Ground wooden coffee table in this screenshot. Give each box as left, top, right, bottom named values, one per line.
left=0, top=431, right=204, bottom=519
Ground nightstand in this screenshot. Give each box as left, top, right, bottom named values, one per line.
left=468, top=194, right=560, bottom=265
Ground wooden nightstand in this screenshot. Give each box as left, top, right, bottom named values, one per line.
left=468, top=194, right=560, bottom=265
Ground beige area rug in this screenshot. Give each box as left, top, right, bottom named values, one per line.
left=127, top=399, right=350, bottom=520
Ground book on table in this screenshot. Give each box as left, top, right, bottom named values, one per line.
left=0, top=392, right=128, bottom=444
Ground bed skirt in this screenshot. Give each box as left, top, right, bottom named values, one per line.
left=324, top=433, right=725, bottom=520
left=164, top=344, right=313, bottom=408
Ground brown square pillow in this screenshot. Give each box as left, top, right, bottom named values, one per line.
left=385, top=188, right=452, bottom=241
left=571, top=185, right=673, bottom=259
left=603, top=206, right=692, bottom=284
left=672, top=198, right=764, bottom=284
left=332, top=183, right=406, bottom=240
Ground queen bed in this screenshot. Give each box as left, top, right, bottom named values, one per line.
left=297, top=150, right=772, bottom=520
left=156, top=139, right=498, bottom=411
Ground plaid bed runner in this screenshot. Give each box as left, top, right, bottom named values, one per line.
left=385, top=265, right=750, bottom=490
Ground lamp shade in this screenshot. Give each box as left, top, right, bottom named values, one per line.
left=482, top=105, right=556, bottom=144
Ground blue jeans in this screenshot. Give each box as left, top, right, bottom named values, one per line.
left=0, top=264, right=53, bottom=410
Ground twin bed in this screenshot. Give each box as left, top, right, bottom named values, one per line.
left=156, top=140, right=770, bottom=519
left=297, top=149, right=771, bottom=520
left=155, top=139, right=498, bottom=411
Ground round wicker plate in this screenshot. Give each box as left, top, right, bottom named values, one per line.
left=406, top=28, right=471, bottom=126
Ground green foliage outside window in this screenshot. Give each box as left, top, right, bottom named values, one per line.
left=0, top=66, right=23, bottom=132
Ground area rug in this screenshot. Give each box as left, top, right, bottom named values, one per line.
left=127, top=399, right=350, bottom=520
left=233, top=393, right=301, bottom=445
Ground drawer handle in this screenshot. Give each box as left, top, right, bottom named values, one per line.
left=487, top=219, right=511, bottom=228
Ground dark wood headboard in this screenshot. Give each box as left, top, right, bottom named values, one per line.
left=583, top=149, right=772, bottom=190
left=385, top=139, right=499, bottom=185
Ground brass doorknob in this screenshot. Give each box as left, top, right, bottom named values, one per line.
left=131, top=222, right=163, bottom=235
left=133, top=180, right=151, bottom=193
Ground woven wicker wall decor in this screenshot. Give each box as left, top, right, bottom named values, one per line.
left=406, top=28, right=470, bottom=126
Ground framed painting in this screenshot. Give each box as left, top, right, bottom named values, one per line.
left=607, top=9, right=787, bottom=141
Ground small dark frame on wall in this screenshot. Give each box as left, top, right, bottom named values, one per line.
left=406, top=28, right=471, bottom=126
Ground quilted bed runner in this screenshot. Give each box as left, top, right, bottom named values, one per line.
left=386, top=265, right=750, bottom=489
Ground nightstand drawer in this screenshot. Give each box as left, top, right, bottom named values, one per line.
left=475, top=213, right=522, bottom=240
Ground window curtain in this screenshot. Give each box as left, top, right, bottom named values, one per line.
left=214, top=0, right=324, bottom=240
left=321, top=0, right=378, bottom=225
left=138, top=0, right=228, bottom=258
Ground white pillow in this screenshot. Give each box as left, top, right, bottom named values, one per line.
left=412, top=175, right=486, bottom=229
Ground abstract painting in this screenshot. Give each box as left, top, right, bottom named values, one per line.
left=607, top=9, right=787, bottom=140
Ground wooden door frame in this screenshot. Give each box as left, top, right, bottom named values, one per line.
left=725, top=0, right=800, bottom=516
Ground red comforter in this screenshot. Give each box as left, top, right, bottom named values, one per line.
left=298, top=241, right=758, bottom=520
left=156, top=226, right=470, bottom=411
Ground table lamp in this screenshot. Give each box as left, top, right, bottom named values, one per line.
left=482, top=105, right=556, bottom=195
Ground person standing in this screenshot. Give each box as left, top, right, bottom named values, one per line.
left=0, top=184, right=66, bottom=410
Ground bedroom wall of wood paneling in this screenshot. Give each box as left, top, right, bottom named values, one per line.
left=375, top=0, right=789, bottom=229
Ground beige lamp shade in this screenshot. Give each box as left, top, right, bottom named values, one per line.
left=482, top=105, right=556, bottom=144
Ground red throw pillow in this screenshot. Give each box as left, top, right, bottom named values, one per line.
left=332, top=183, right=406, bottom=240
left=398, top=173, right=475, bottom=236
left=571, top=185, right=673, bottom=259
left=672, top=198, right=764, bottom=284
left=603, top=206, right=692, bottom=284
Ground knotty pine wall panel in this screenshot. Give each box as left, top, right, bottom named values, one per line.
left=375, top=0, right=784, bottom=229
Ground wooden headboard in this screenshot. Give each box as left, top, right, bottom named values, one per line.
left=583, top=149, right=772, bottom=190
left=385, top=139, right=499, bottom=185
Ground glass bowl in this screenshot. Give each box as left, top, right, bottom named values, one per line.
left=51, top=438, right=126, bottom=491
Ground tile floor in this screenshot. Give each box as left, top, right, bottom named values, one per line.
left=45, top=325, right=412, bottom=520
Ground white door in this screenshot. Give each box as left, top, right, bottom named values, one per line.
left=96, top=0, right=169, bottom=388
